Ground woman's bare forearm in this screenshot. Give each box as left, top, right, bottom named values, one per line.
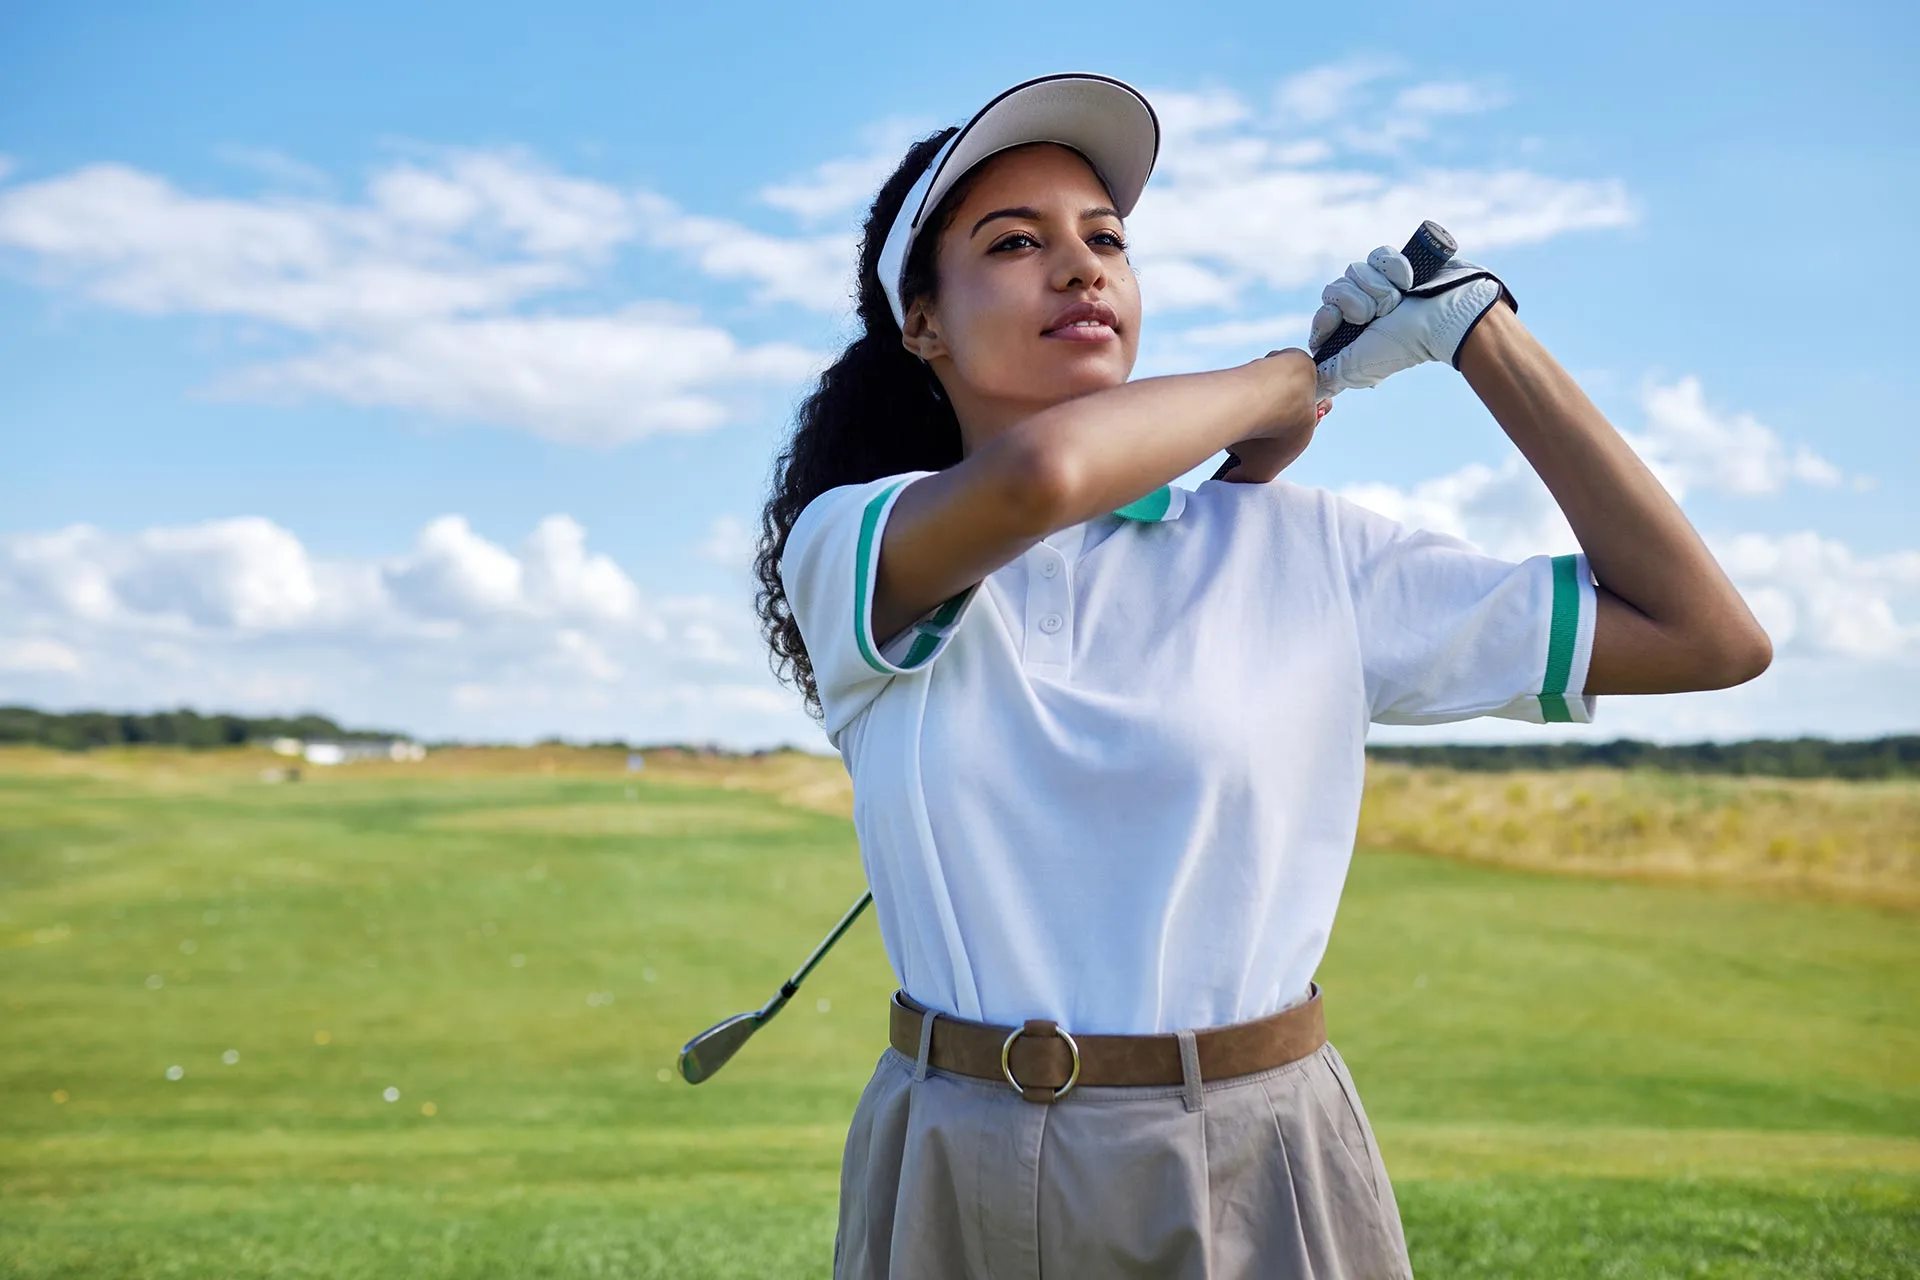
left=1007, top=349, right=1317, bottom=528
left=1457, top=304, right=1771, bottom=691
left=871, top=351, right=1315, bottom=647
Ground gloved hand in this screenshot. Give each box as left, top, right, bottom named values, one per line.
left=1307, top=246, right=1516, bottom=400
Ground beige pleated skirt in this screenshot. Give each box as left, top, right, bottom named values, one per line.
left=834, top=1037, right=1414, bottom=1279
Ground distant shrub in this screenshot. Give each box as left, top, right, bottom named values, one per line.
left=1365, top=736, right=1920, bottom=780
left=0, top=706, right=398, bottom=751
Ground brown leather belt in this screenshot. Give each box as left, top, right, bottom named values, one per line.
left=888, top=985, right=1326, bottom=1104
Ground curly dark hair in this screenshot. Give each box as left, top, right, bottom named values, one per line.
left=753, top=126, right=987, bottom=721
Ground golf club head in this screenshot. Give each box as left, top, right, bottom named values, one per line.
left=678, top=1010, right=761, bottom=1084
left=677, top=988, right=792, bottom=1084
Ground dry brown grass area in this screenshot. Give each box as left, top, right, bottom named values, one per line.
left=1359, top=761, right=1920, bottom=908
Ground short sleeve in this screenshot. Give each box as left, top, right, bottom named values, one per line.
left=1336, top=497, right=1598, bottom=726
left=779, top=470, right=984, bottom=737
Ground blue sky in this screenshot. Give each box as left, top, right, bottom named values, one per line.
left=3, top=0, right=1915, bottom=748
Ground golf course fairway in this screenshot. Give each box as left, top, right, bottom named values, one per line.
left=2, top=747, right=1914, bottom=1277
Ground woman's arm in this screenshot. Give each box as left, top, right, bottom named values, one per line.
left=870, top=351, right=1317, bottom=646
left=1457, top=304, right=1772, bottom=694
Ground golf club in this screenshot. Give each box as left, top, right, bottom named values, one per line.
left=677, top=889, right=872, bottom=1083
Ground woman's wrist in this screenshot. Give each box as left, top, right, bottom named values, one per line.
left=1454, top=297, right=1521, bottom=380
left=1252, top=347, right=1317, bottom=438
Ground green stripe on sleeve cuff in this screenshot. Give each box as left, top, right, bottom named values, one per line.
left=1540, top=553, right=1581, bottom=723
left=853, top=480, right=910, bottom=674
left=898, top=586, right=975, bottom=669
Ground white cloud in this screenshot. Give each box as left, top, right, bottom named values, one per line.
left=1394, top=81, right=1504, bottom=116
left=0, top=66, right=1638, bottom=442
left=0, top=514, right=822, bottom=748
left=368, top=149, right=633, bottom=257
left=213, top=145, right=334, bottom=193
left=1336, top=368, right=1858, bottom=568
left=0, top=150, right=820, bottom=441
left=2, top=517, right=328, bottom=631
left=1340, top=80, right=1511, bottom=154
left=0, top=637, right=81, bottom=673
left=1131, top=160, right=1632, bottom=306
left=1272, top=60, right=1396, bottom=125
left=215, top=306, right=819, bottom=446
left=1336, top=372, right=1851, bottom=565
left=757, top=116, right=935, bottom=223
left=0, top=160, right=574, bottom=331
left=695, top=514, right=759, bottom=567
left=1136, top=257, right=1240, bottom=311
left=1118, top=73, right=1632, bottom=310
left=522, top=515, right=647, bottom=624
left=555, top=628, right=623, bottom=681
left=634, top=192, right=854, bottom=311
left=1135, top=310, right=1318, bottom=377
left=1631, top=376, right=1845, bottom=498
left=1336, top=376, right=1917, bottom=669
left=386, top=516, right=524, bottom=620
left=1713, top=531, right=1920, bottom=659
left=1342, top=456, right=1576, bottom=564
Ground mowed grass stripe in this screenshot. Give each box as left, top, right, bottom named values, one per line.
left=12, top=1124, right=1920, bottom=1184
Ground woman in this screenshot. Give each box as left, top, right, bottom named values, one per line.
left=754, top=74, right=1770, bottom=1279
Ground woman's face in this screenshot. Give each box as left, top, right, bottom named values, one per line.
left=905, top=143, right=1141, bottom=438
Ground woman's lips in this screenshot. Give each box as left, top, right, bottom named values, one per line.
left=1042, top=321, right=1118, bottom=342
left=1042, top=299, right=1120, bottom=340
left=1044, top=320, right=1121, bottom=339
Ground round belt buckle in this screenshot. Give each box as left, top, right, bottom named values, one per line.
left=1001, top=1022, right=1081, bottom=1101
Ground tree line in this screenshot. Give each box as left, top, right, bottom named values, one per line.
left=1365, top=736, right=1920, bottom=780
left=0, top=706, right=400, bottom=752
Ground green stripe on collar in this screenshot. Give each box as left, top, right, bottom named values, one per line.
left=1112, top=485, right=1180, bottom=522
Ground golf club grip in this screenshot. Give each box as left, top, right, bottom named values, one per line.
left=1212, top=220, right=1455, bottom=482
left=1311, top=220, right=1457, bottom=364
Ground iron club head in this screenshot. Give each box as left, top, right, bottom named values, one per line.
left=677, top=1011, right=761, bottom=1083
left=677, top=987, right=792, bottom=1084
left=675, top=892, right=869, bottom=1085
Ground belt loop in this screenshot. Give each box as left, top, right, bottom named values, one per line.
left=913, top=1008, right=938, bottom=1082
left=1176, top=1029, right=1204, bottom=1113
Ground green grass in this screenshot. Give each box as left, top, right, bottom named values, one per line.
left=2, top=749, right=1916, bottom=1277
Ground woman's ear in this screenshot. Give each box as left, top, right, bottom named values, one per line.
left=900, top=300, right=948, bottom=362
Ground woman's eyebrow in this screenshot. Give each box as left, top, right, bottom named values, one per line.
left=969, top=205, right=1124, bottom=239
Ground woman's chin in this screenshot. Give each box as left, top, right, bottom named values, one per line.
left=1036, top=348, right=1132, bottom=394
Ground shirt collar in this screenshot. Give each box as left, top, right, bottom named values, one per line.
left=1110, top=484, right=1187, bottom=522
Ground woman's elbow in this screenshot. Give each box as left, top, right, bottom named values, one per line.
left=993, top=432, right=1082, bottom=536
left=1692, top=620, right=1774, bottom=690
left=1727, top=624, right=1774, bottom=685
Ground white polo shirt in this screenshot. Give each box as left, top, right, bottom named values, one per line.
left=780, top=470, right=1596, bottom=1034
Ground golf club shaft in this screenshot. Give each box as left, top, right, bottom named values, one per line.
left=782, top=890, right=872, bottom=997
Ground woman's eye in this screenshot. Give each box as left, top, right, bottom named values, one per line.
left=1092, top=231, right=1128, bottom=251
left=991, top=232, right=1038, bottom=252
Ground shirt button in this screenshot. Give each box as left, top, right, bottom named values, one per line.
left=1039, top=613, right=1064, bottom=634
left=1040, top=557, right=1060, bottom=579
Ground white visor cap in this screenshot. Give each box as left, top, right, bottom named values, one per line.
left=876, top=72, right=1160, bottom=334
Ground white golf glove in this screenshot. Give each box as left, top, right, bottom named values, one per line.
left=1308, top=246, right=1516, bottom=400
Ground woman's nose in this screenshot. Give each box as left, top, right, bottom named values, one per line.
left=1051, top=238, right=1106, bottom=292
